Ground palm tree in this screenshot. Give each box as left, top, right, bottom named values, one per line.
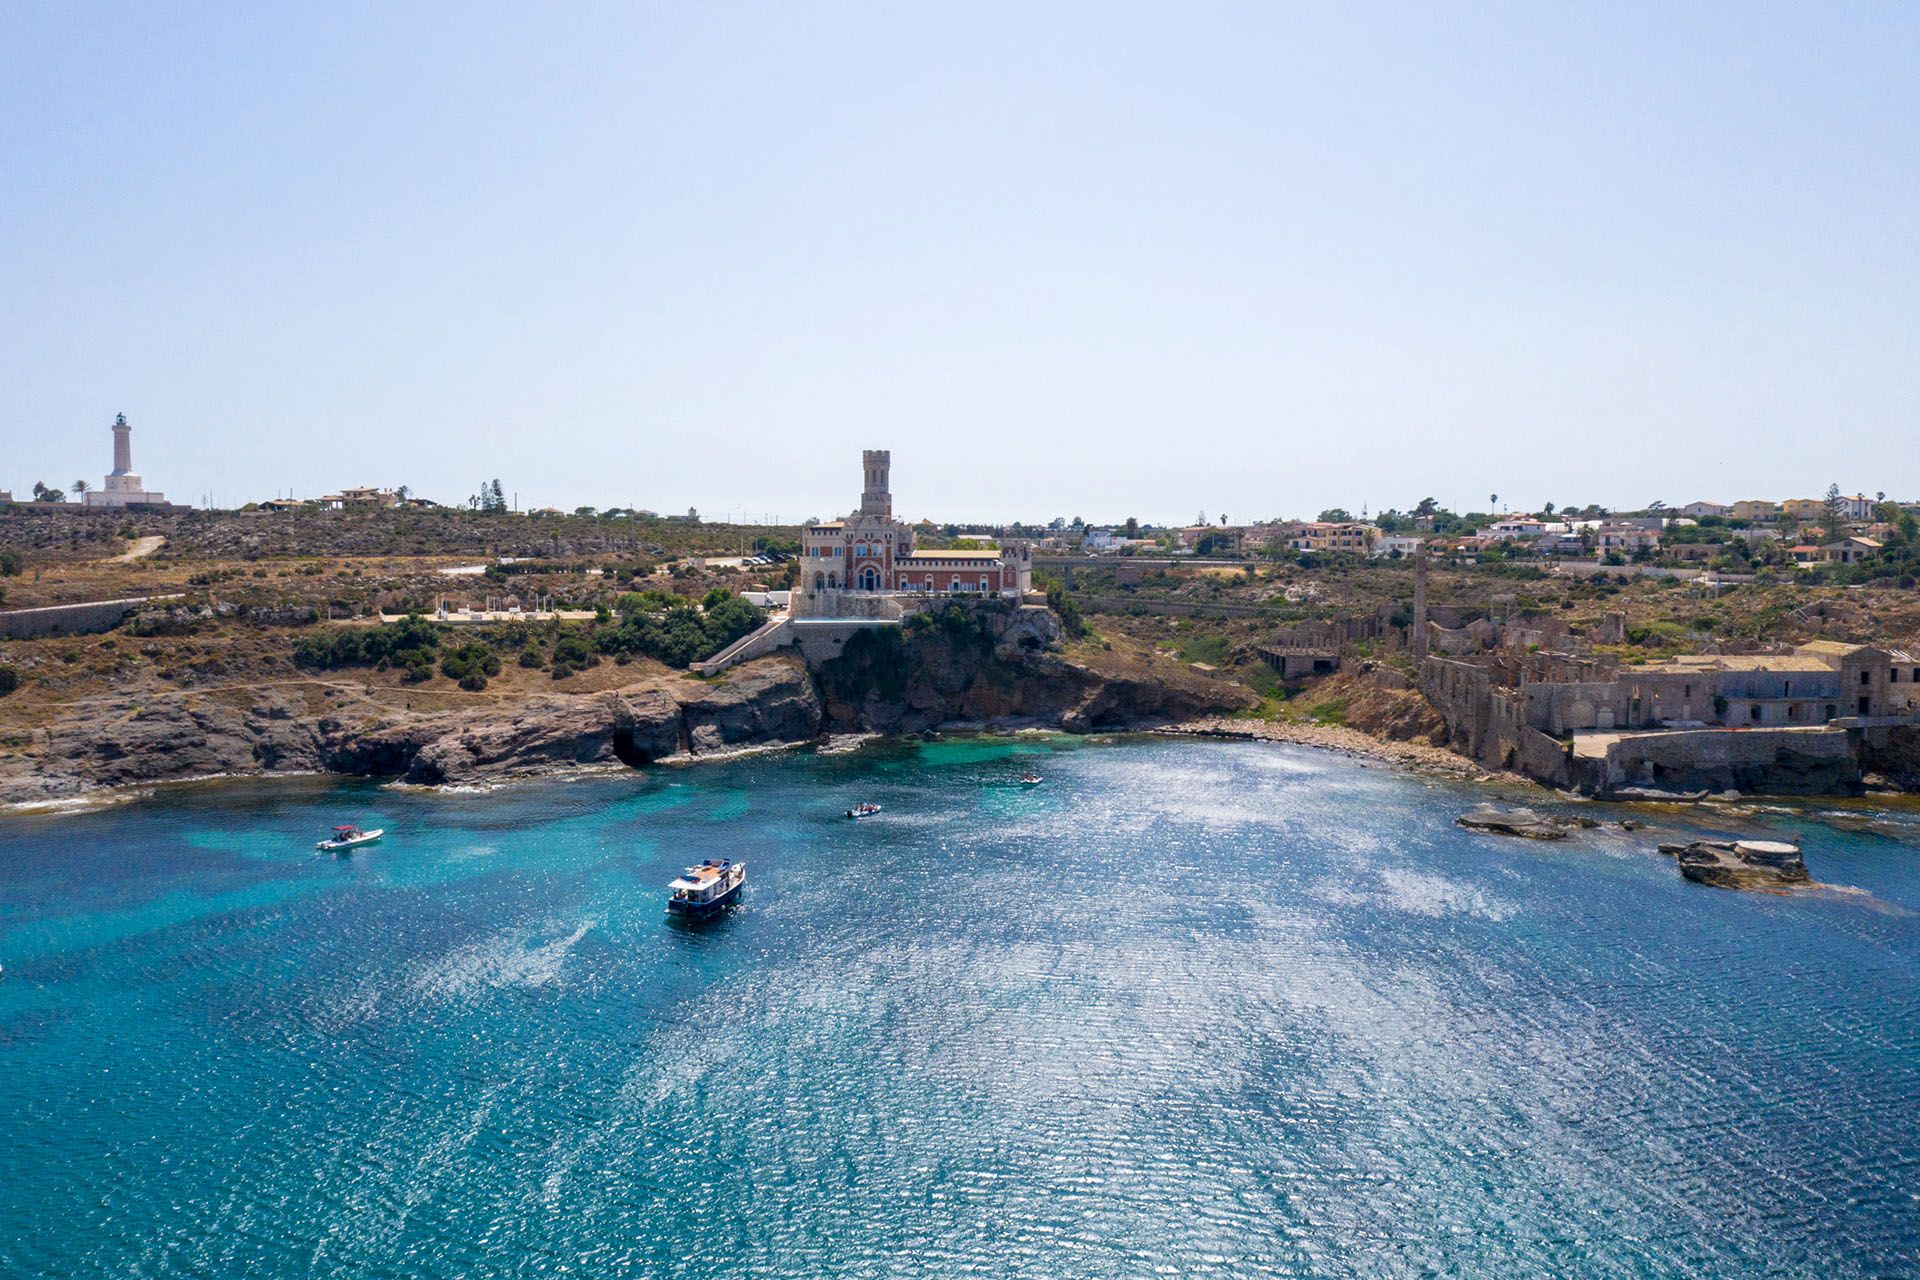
left=71, top=480, right=89, bottom=497
left=1490, top=494, right=1499, bottom=514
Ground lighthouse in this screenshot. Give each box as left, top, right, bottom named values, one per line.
left=85, top=413, right=170, bottom=508
left=111, top=413, right=133, bottom=476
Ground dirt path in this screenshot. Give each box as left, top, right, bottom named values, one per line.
left=113, top=535, right=166, bottom=562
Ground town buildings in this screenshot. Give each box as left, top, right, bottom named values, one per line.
left=795, top=451, right=1032, bottom=618
left=83, top=413, right=170, bottom=508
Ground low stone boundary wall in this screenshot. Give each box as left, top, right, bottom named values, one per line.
left=0, top=595, right=180, bottom=640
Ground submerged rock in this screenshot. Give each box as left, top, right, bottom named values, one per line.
left=1662, top=839, right=1810, bottom=891
left=1456, top=805, right=1589, bottom=840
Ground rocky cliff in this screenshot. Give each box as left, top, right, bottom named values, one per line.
left=0, top=656, right=823, bottom=804
left=812, top=603, right=1253, bottom=735
left=0, top=605, right=1254, bottom=804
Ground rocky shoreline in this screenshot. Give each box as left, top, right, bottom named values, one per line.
left=0, top=611, right=1257, bottom=807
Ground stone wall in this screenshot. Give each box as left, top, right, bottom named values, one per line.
left=788, top=619, right=902, bottom=666
left=1587, top=726, right=1860, bottom=795
left=0, top=597, right=157, bottom=639
left=690, top=616, right=795, bottom=676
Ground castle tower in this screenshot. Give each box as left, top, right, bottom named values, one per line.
left=859, top=449, right=891, bottom=520
left=111, top=412, right=133, bottom=476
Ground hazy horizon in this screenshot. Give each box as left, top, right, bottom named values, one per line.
left=5, top=3, right=1917, bottom=522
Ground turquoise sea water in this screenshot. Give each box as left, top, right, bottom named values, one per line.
left=3, top=735, right=1919, bottom=1278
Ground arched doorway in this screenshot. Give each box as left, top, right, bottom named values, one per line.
left=858, top=566, right=881, bottom=592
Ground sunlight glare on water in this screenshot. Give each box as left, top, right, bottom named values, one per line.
left=2, top=736, right=1918, bottom=1278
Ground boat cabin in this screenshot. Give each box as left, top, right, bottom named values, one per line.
left=669, top=859, right=742, bottom=907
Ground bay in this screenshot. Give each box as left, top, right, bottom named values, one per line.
left=2, top=735, right=1918, bottom=1278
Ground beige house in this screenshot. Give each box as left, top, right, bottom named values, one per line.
left=1732, top=500, right=1777, bottom=522
left=1820, top=536, right=1882, bottom=565
left=313, top=487, right=400, bottom=509
left=1289, top=522, right=1377, bottom=554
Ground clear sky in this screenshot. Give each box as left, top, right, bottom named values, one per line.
left=3, top=2, right=1917, bottom=524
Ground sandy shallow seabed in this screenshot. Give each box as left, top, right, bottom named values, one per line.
left=1161, top=716, right=1491, bottom=780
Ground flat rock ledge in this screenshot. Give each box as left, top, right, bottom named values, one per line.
left=1457, top=805, right=1599, bottom=840
left=1661, top=839, right=1810, bottom=891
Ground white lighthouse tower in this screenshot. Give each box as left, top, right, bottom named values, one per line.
left=85, top=413, right=169, bottom=508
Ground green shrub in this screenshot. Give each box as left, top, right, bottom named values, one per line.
left=0, top=666, right=18, bottom=695
left=440, top=640, right=501, bottom=690
left=294, top=615, right=441, bottom=670
left=1045, top=586, right=1087, bottom=639
left=552, top=631, right=598, bottom=670
left=594, top=594, right=766, bottom=668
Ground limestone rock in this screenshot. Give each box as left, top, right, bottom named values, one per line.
left=0, top=655, right=823, bottom=803
left=1456, top=805, right=1589, bottom=840
left=1665, top=839, right=1810, bottom=891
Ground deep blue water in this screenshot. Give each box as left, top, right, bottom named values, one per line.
left=2, top=735, right=1919, bottom=1278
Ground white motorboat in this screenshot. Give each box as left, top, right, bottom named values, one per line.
left=316, top=824, right=385, bottom=853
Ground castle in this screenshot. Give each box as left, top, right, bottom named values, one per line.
left=84, top=413, right=169, bottom=508
left=795, top=451, right=1031, bottom=618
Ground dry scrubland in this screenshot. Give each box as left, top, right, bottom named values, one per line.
left=5, top=505, right=1920, bottom=789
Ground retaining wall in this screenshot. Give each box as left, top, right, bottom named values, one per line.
left=0, top=596, right=163, bottom=640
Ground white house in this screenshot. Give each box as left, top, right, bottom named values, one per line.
left=1481, top=518, right=1548, bottom=542
left=1371, top=535, right=1426, bottom=558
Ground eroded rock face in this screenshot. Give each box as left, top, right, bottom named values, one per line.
left=1663, top=839, right=1810, bottom=891
left=0, top=603, right=1252, bottom=804
left=814, top=604, right=1253, bottom=736
left=0, top=656, right=824, bottom=803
